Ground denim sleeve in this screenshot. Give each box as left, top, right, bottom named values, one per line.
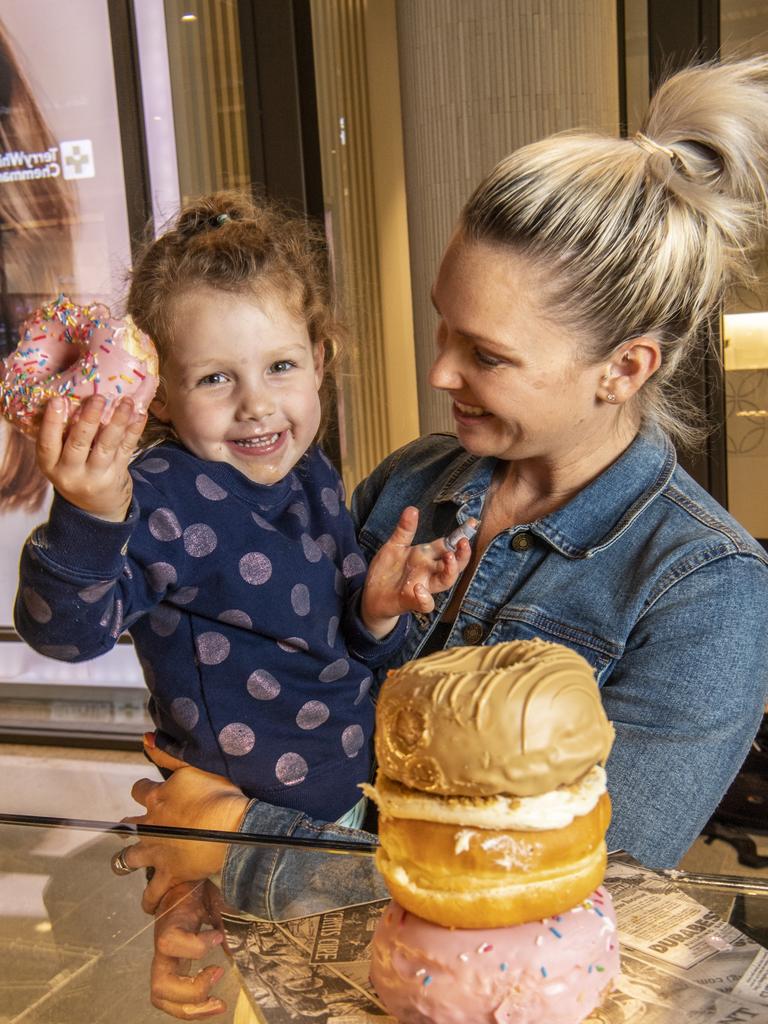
left=220, top=799, right=388, bottom=920
left=603, top=553, right=768, bottom=869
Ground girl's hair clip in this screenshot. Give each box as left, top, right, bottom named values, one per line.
left=214, top=212, right=232, bottom=227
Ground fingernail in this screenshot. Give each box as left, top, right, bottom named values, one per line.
left=183, top=1001, right=223, bottom=1016
left=143, top=731, right=156, bottom=748
left=210, top=931, right=224, bottom=946
left=210, top=966, right=225, bottom=982
left=51, top=397, right=64, bottom=413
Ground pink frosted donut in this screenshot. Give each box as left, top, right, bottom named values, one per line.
left=1, top=295, right=159, bottom=437
left=370, top=889, right=620, bottom=1024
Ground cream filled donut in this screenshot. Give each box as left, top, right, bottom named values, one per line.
left=363, top=639, right=616, bottom=929
left=370, top=891, right=620, bottom=1024
left=1, top=295, right=159, bottom=437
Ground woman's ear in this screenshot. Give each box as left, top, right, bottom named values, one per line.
left=600, top=338, right=661, bottom=404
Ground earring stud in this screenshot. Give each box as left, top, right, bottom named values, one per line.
left=606, top=392, right=617, bottom=403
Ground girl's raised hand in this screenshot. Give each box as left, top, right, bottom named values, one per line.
left=360, top=506, right=475, bottom=638
left=35, top=393, right=147, bottom=522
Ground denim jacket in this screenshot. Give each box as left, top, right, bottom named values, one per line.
left=222, top=427, right=768, bottom=916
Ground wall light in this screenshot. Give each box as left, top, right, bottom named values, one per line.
left=723, top=312, right=768, bottom=372
left=181, top=13, right=198, bottom=22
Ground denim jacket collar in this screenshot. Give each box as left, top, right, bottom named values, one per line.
left=435, top=427, right=677, bottom=560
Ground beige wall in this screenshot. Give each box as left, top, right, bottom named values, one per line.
left=395, top=0, right=621, bottom=433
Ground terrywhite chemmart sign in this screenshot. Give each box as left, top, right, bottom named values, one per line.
left=0, top=140, right=96, bottom=183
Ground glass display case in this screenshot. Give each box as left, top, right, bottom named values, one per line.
left=1, top=810, right=766, bottom=1024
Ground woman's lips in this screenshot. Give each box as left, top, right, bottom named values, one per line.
left=226, top=431, right=286, bottom=457
left=452, top=400, right=489, bottom=424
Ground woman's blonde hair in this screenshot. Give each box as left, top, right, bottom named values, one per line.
left=127, top=190, right=345, bottom=448
left=461, top=57, right=768, bottom=450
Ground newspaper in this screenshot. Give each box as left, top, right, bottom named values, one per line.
left=221, top=855, right=768, bottom=1023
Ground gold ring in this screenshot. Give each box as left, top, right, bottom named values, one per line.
left=110, top=847, right=138, bottom=876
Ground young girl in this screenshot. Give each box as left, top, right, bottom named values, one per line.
left=14, top=191, right=471, bottom=826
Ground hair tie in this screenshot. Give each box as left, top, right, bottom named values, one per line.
left=633, top=132, right=690, bottom=176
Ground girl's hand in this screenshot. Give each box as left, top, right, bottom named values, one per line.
left=360, top=506, right=474, bottom=638
left=120, top=741, right=250, bottom=914
left=151, top=881, right=228, bottom=1020
left=35, top=394, right=147, bottom=522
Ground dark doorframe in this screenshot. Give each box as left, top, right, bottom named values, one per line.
left=645, top=0, right=727, bottom=506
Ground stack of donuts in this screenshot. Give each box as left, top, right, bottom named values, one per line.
left=363, top=639, right=621, bottom=1024
left=1, top=295, right=158, bottom=437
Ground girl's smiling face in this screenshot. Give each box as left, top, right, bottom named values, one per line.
left=428, top=234, right=612, bottom=467
left=151, top=287, right=324, bottom=486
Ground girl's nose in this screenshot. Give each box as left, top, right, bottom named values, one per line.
left=237, top=384, right=274, bottom=420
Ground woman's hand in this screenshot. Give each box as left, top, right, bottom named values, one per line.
left=121, top=741, right=250, bottom=913
left=36, top=393, right=147, bottom=522
left=151, top=881, right=228, bottom=1019
left=360, top=506, right=474, bottom=637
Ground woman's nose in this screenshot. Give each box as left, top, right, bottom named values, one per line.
left=428, top=343, right=464, bottom=392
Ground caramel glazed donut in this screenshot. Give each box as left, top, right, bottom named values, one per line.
left=1, top=295, right=159, bottom=437
left=362, top=639, right=616, bottom=929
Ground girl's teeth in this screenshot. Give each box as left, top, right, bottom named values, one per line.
left=456, top=401, right=485, bottom=416
left=235, top=433, right=279, bottom=448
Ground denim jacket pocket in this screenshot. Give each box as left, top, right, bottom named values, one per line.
left=486, top=605, right=623, bottom=683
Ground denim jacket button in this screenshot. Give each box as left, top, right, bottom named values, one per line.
left=512, top=532, right=532, bottom=551
left=461, top=623, right=484, bottom=645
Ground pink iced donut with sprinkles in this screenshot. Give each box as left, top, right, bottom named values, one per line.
left=370, top=889, right=620, bottom=1024
left=1, top=295, right=159, bottom=438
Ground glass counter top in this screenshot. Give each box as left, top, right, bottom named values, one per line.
left=0, top=813, right=766, bottom=1024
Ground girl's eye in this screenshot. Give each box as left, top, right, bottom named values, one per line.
left=270, top=360, right=296, bottom=374
left=198, top=372, right=229, bottom=386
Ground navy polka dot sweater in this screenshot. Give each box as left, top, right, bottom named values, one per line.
left=16, top=442, right=408, bottom=819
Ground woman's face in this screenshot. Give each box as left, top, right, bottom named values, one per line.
left=429, top=234, right=608, bottom=465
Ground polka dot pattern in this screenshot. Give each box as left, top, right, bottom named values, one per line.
left=275, top=752, right=308, bottom=786
left=184, top=523, right=217, bottom=557
left=174, top=587, right=199, bottom=605
left=342, top=553, right=366, bottom=578
left=319, top=658, right=350, bottom=682
left=316, top=533, right=337, bottom=560
left=288, top=502, right=309, bottom=526
left=219, top=609, right=253, bottom=629
left=301, top=534, right=323, bottom=563
left=277, top=636, right=309, bottom=653
left=149, top=508, right=182, bottom=541
left=22, top=587, right=52, bottom=624
left=146, top=562, right=177, bottom=592
left=321, top=487, right=340, bottom=516
left=196, top=474, right=228, bottom=501
left=240, top=551, right=272, bottom=585
left=149, top=605, right=181, bottom=637
left=354, top=677, right=372, bottom=705
left=78, top=580, right=114, bottom=604
left=195, top=631, right=231, bottom=665
left=219, top=723, right=255, bottom=756
left=39, top=644, right=79, bottom=660
left=342, top=724, right=365, bottom=757
left=247, top=669, right=281, bottom=700
left=141, top=457, right=170, bottom=474
left=251, top=512, right=276, bottom=531
left=296, top=700, right=329, bottom=729
left=327, top=616, right=339, bottom=647
left=291, top=584, right=310, bottom=616
left=171, top=697, right=199, bottom=730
